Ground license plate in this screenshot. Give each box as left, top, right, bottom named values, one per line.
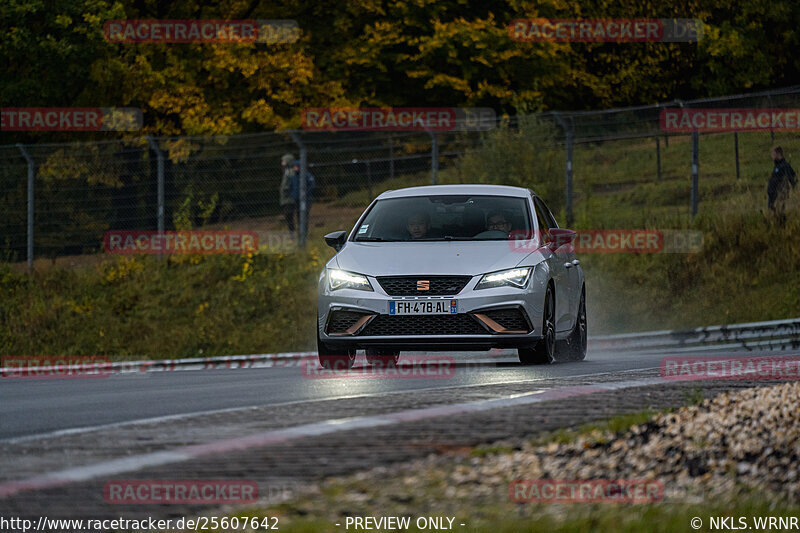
left=389, top=299, right=458, bottom=315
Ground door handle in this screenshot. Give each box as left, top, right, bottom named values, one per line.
left=564, top=262, right=573, bottom=269
left=572, top=259, right=580, bottom=266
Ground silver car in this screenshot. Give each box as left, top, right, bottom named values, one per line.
left=317, top=184, right=586, bottom=369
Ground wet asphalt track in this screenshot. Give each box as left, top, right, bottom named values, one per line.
left=2, top=347, right=795, bottom=441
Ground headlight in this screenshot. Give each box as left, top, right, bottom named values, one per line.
left=328, top=269, right=373, bottom=291
left=475, top=267, right=531, bottom=290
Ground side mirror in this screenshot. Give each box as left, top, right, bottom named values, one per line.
left=547, top=228, right=577, bottom=250
left=324, top=230, right=347, bottom=252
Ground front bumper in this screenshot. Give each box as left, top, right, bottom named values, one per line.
left=318, top=272, right=547, bottom=351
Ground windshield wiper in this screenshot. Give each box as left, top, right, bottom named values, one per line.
left=408, top=236, right=473, bottom=241
left=355, top=237, right=396, bottom=242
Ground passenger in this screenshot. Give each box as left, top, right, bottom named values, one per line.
left=406, top=212, right=431, bottom=239
left=485, top=211, right=512, bottom=235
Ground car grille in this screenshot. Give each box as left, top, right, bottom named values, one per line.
left=483, top=308, right=531, bottom=332
left=376, top=276, right=472, bottom=296
left=359, top=314, right=487, bottom=336
left=326, top=310, right=369, bottom=334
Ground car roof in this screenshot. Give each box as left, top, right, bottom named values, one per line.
left=376, top=184, right=532, bottom=200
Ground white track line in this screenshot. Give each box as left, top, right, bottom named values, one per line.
left=0, top=375, right=666, bottom=499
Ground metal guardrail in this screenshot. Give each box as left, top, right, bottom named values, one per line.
left=589, top=318, right=800, bottom=353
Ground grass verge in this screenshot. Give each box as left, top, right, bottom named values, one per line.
left=0, top=245, right=325, bottom=358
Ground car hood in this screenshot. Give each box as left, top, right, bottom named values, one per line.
left=332, top=241, right=543, bottom=276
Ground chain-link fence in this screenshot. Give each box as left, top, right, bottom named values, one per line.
left=540, top=86, right=800, bottom=227
left=3, top=86, right=800, bottom=269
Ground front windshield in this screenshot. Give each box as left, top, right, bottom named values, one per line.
left=353, top=195, right=532, bottom=242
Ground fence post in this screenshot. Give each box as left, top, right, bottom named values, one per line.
left=366, top=160, right=373, bottom=200
left=147, top=137, right=165, bottom=240
left=691, top=131, right=699, bottom=217
left=428, top=131, right=438, bottom=185
left=289, top=131, right=308, bottom=246
left=768, top=94, right=775, bottom=143
left=553, top=112, right=574, bottom=227
left=17, top=144, right=34, bottom=272
left=656, top=137, right=662, bottom=182
left=388, top=136, right=395, bottom=180
left=734, top=131, right=740, bottom=180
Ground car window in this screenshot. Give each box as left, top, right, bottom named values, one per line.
left=353, top=195, right=532, bottom=241
left=534, top=197, right=559, bottom=229
left=532, top=199, right=549, bottom=232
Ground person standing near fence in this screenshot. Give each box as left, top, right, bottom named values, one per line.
left=290, top=159, right=315, bottom=239
left=767, top=146, right=797, bottom=220
left=280, top=153, right=296, bottom=232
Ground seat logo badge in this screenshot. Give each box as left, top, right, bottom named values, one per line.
left=417, top=280, right=430, bottom=291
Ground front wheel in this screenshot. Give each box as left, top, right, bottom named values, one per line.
left=559, top=286, right=587, bottom=361
left=518, top=285, right=555, bottom=365
left=317, top=332, right=356, bottom=370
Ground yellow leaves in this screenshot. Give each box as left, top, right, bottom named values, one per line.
left=195, top=301, right=210, bottom=315
left=231, top=254, right=254, bottom=282
left=475, top=80, right=514, bottom=100
left=161, top=137, right=205, bottom=164
left=38, top=148, right=120, bottom=187
left=101, top=257, right=144, bottom=284
left=148, top=86, right=243, bottom=136
left=54, top=15, right=72, bottom=27
left=472, top=55, right=492, bottom=67
left=67, top=299, right=94, bottom=315
left=307, top=247, right=322, bottom=269
left=241, top=99, right=276, bottom=127
left=82, top=12, right=101, bottom=25
left=367, top=20, right=398, bottom=37
left=148, top=87, right=201, bottom=116
left=352, top=0, right=388, bottom=16
left=699, top=24, right=745, bottom=58
left=419, top=73, right=472, bottom=94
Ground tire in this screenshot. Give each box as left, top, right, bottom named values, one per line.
left=365, top=348, right=400, bottom=367
left=558, top=286, right=587, bottom=362
left=317, top=332, right=356, bottom=370
left=518, top=285, right=556, bottom=365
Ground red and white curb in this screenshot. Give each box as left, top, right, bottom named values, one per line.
left=0, top=376, right=665, bottom=500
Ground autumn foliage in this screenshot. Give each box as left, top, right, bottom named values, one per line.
left=2, top=0, right=800, bottom=137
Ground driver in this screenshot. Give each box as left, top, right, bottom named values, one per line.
left=406, top=212, right=431, bottom=239
left=485, top=211, right=512, bottom=235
